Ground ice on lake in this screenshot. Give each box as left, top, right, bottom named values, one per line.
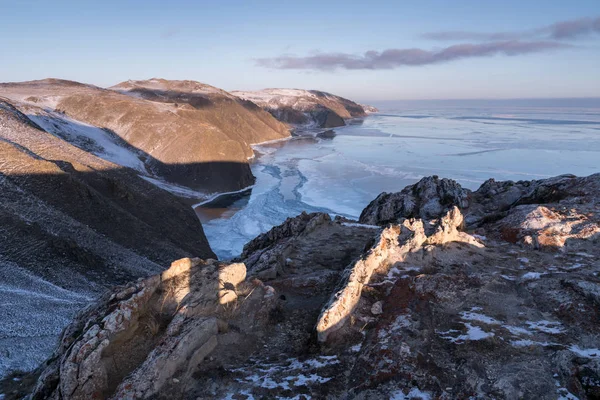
left=197, top=101, right=600, bottom=259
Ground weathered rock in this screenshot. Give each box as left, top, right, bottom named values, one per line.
left=29, top=258, right=278, bottom=399
left=359, top=176, right=471, bottom=227
left=316, top=129, right=336, bottom=139
left=317, top=207, right=482, bottom=343
left=494, top=204, right=600, bottom=249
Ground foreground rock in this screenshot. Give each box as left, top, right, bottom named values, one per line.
left=19, top=174, right=600, bottom=399
left=0, top=78, right=290, bottom=192
left=232, top=88, right=374, bottom=128
left=30, top=258, right=278, bottom=399
left=0, top=99, right=214, bottom=378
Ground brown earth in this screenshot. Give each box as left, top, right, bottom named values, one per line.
left=0, top=78, right=291, bottom=192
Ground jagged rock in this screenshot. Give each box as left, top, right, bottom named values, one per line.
left=317, top=207, right=482, bottom=343
left=241, top=212, right=378, bottom=282
left=371, top=301, right=383, bottom=315
left=494, top=204, right=600, bottom=249
left=30, top=258, right=278, bottom=399
left=359, top=176, right=470, bottom=227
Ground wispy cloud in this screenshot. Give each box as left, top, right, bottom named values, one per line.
left=548, top=17, right=600, bottom=39
left=256, top=41, right=571, bottom=71
left=422, top=16, right=600, bottom=41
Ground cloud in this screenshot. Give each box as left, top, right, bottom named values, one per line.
left=422, top=16, right=600, bottom=41
left=256, top=41, right=571, bottom=71
left=548, top=17, right=600, bottom=39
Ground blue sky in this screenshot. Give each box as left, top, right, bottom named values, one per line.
left=1, top=0, right=599, bottom=100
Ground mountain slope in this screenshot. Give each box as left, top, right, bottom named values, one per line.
left=0, top=78, right=290, bottom=192
left=0, top=98, right=215, bottom=377
left=232, top=88, right=371, bottom=128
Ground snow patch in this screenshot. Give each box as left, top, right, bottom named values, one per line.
left=390, top=387, right=432, bottom=400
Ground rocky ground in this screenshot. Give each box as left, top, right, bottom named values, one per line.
left=9, top=174, right=599, bottom=399
left=232, top=89, right=376, bottom=129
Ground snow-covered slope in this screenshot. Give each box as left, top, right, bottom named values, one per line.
left=25, top=107, right=147, bottom=172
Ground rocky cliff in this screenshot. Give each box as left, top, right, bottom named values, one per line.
left=0, top=78, right=290, bottom=193
left=20, top=173, right=600, bottom=400
left=0, top=98, right=214, bottom=380
left=232, top=89, right=375, bottom=129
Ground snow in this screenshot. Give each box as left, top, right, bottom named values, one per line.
left=28, top=111, right=147, bottom=172
left=229, top=355, right=339, bottom=395
left=526, top=320, right=564, bottom=334
left=439, top=323, right=494, bottom=343
left=460, top=310, right=501, bottom=325
left=291, top=374, right=332, bottom=386
left=390, top=387, right=432, bottom=400
left=521, top=272, right=545, bottom=280
left=504, top=325, right=532, bottom=336
left=510, top=340, right=555, bottom=347
left=0, top=262, right=94, bottom=377
left=341, top=222, right=381, bottom=229
left=557, top=385, right=580, bottom=400
left=140, top=176, right=210, bottom=199
left=569, top=345, right=600, bottom=358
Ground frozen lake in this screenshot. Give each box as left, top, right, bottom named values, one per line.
left=197, top=100, right=600, bottom=259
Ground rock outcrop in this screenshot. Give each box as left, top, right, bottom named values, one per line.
left=359, top=175, right=471, bottom=227
left=232, top=88, right=369, bottom=128
left=0, top=78, right=290, bottom=192
left=13, top=174, right=600, bottom=399
left=30, top=258, right=278, bottom=400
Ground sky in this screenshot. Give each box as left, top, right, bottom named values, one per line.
left=1, top=0, right=599, bottom=101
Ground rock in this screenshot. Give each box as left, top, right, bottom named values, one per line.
left=30, top=258, right=278, bottom=399
left=371, top=301, right=383, bottom=315
left=317, top=206, right=482, bottom=343
left=359, top=176, right=471, bottom=227
left=316, top=129, right=336, bottom=139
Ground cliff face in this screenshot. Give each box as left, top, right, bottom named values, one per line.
left=25, top=174, right=600, bottom=400
left=232, top=88, right=373, bottom=128
left=0, top=98, right=215, bottom=379
left=0, top=78, right=290, bottom=192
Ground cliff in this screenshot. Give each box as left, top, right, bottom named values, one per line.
left=232, top=88, right=374, bottom=128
